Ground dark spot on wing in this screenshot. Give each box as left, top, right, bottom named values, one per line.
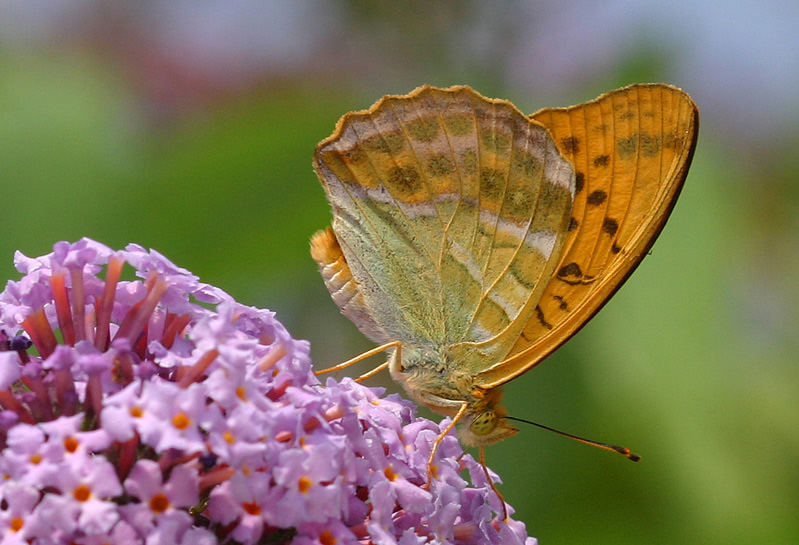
left=640, top=133, right=661, bottom=156
left=663, top=133, right=685, bottom=150
left=513, top=151, right=542, bottom=178
left=587, top=190, right=607, bottom=205
left=561, top=136, right=580, bottom=154
left=535, top=305, right=553, bottom=329
left=460, top=149, right=477, bottom=174
left=444, top=113, right=473, bottom=136
left=574, top=172, right=585, bottom=193
left=617, top=136, right=637, bottom=160
left=535, top=179, right=573, bottom=226
left=568, top=217, right=579, bottom=231
left=593, top=154, right=610, bottom=167
left=362, top=135, right=390, bottom=153
left=602, top=218, right=619, bottom=236
left=428, top=154, right=455, bottom=176
left=362, top=132, right=405, bottom=153
left=383, top=132, right=406, bottom=153
left=482, top=128, right=511, bottom=152
left=388, top=166, right=422, bottom=195
left=505, top=188, right=535, bottom=220
left=553, top=295, right=569, bottom=311
left=611, top=242, right=622, bottom=254
left=558, top=262, right=583, bottom=279
left=480, top=168, right=505, bottom=199
left=407, top=117, right=439, bottom=142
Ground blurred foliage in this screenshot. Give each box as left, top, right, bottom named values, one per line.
left=1, top=4, right=797, bottom=544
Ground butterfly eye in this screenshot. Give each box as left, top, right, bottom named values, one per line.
left=469, top=410, right=498, bottom=436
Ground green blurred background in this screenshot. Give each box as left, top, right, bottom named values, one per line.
left=1, top=2, right=797, bottom=543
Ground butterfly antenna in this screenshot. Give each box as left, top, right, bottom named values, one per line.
left=505, top=416, right=641, bottom=461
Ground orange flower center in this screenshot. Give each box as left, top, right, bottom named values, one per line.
left=63, top=436, right=79, bottom=453
left=319, top=529, right=337, bottom=545
left=242, top=501, right=261, bottom=515
left=298, top=476, right=312, bottom=493
left=73, top=484, right=92, bottom=502
left=172, top=412, right=191, bottom=430
left=149, top=493, right=170, bottom=513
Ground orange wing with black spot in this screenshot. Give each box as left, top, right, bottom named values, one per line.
left=476, top=83, right=698, bottom=388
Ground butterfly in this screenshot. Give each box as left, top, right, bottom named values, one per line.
left=310, top=84, right=698, bottom=511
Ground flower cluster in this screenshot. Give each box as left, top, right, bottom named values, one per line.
left=0, top=239, right=535, bottom=544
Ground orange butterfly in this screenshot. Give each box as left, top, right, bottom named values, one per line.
left=311, top=84, right=698, bottom=515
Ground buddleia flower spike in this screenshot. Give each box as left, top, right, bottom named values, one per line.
left=0, top=238, right=535, bottom=544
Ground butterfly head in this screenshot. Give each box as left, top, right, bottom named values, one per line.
left=388, top=345, right=520, bottom=447
left=458, top=389, right=519, bottom=447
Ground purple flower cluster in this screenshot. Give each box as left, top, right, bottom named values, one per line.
left=0, top=239, right=535, bottom=544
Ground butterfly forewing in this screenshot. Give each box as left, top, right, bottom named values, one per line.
left=475, top=84, right=698, bottom=388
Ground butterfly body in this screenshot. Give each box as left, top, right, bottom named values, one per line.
left=311, top=84, right=698, bottom=448
left=389, top=341, right=521, bottom=446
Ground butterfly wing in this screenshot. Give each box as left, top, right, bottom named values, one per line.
left=310, top=226, right=391, bottom=343
left=476, top=83, right=699, bottom=388
left=312, top=85, right=575, bottom=362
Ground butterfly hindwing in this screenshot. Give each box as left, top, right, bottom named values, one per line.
left=310, top=227, right=390, bottom=344
left=476, top=83, right=699, bottom=388
left=313, top=86, right=575, bottom=361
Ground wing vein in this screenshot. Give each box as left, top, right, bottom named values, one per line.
left=464, top=102, right=523, bottom=337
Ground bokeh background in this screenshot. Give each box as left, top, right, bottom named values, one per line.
left=2, top=1, right=797, bottom=543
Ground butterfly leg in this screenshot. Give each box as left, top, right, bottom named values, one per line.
left=314, top=340, right=401, bottom=383
left=353, top=361, right=388, bottom=382
left=425, top=401, right=468, bottom=484
left=479, top=446, right=508, bottom=521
